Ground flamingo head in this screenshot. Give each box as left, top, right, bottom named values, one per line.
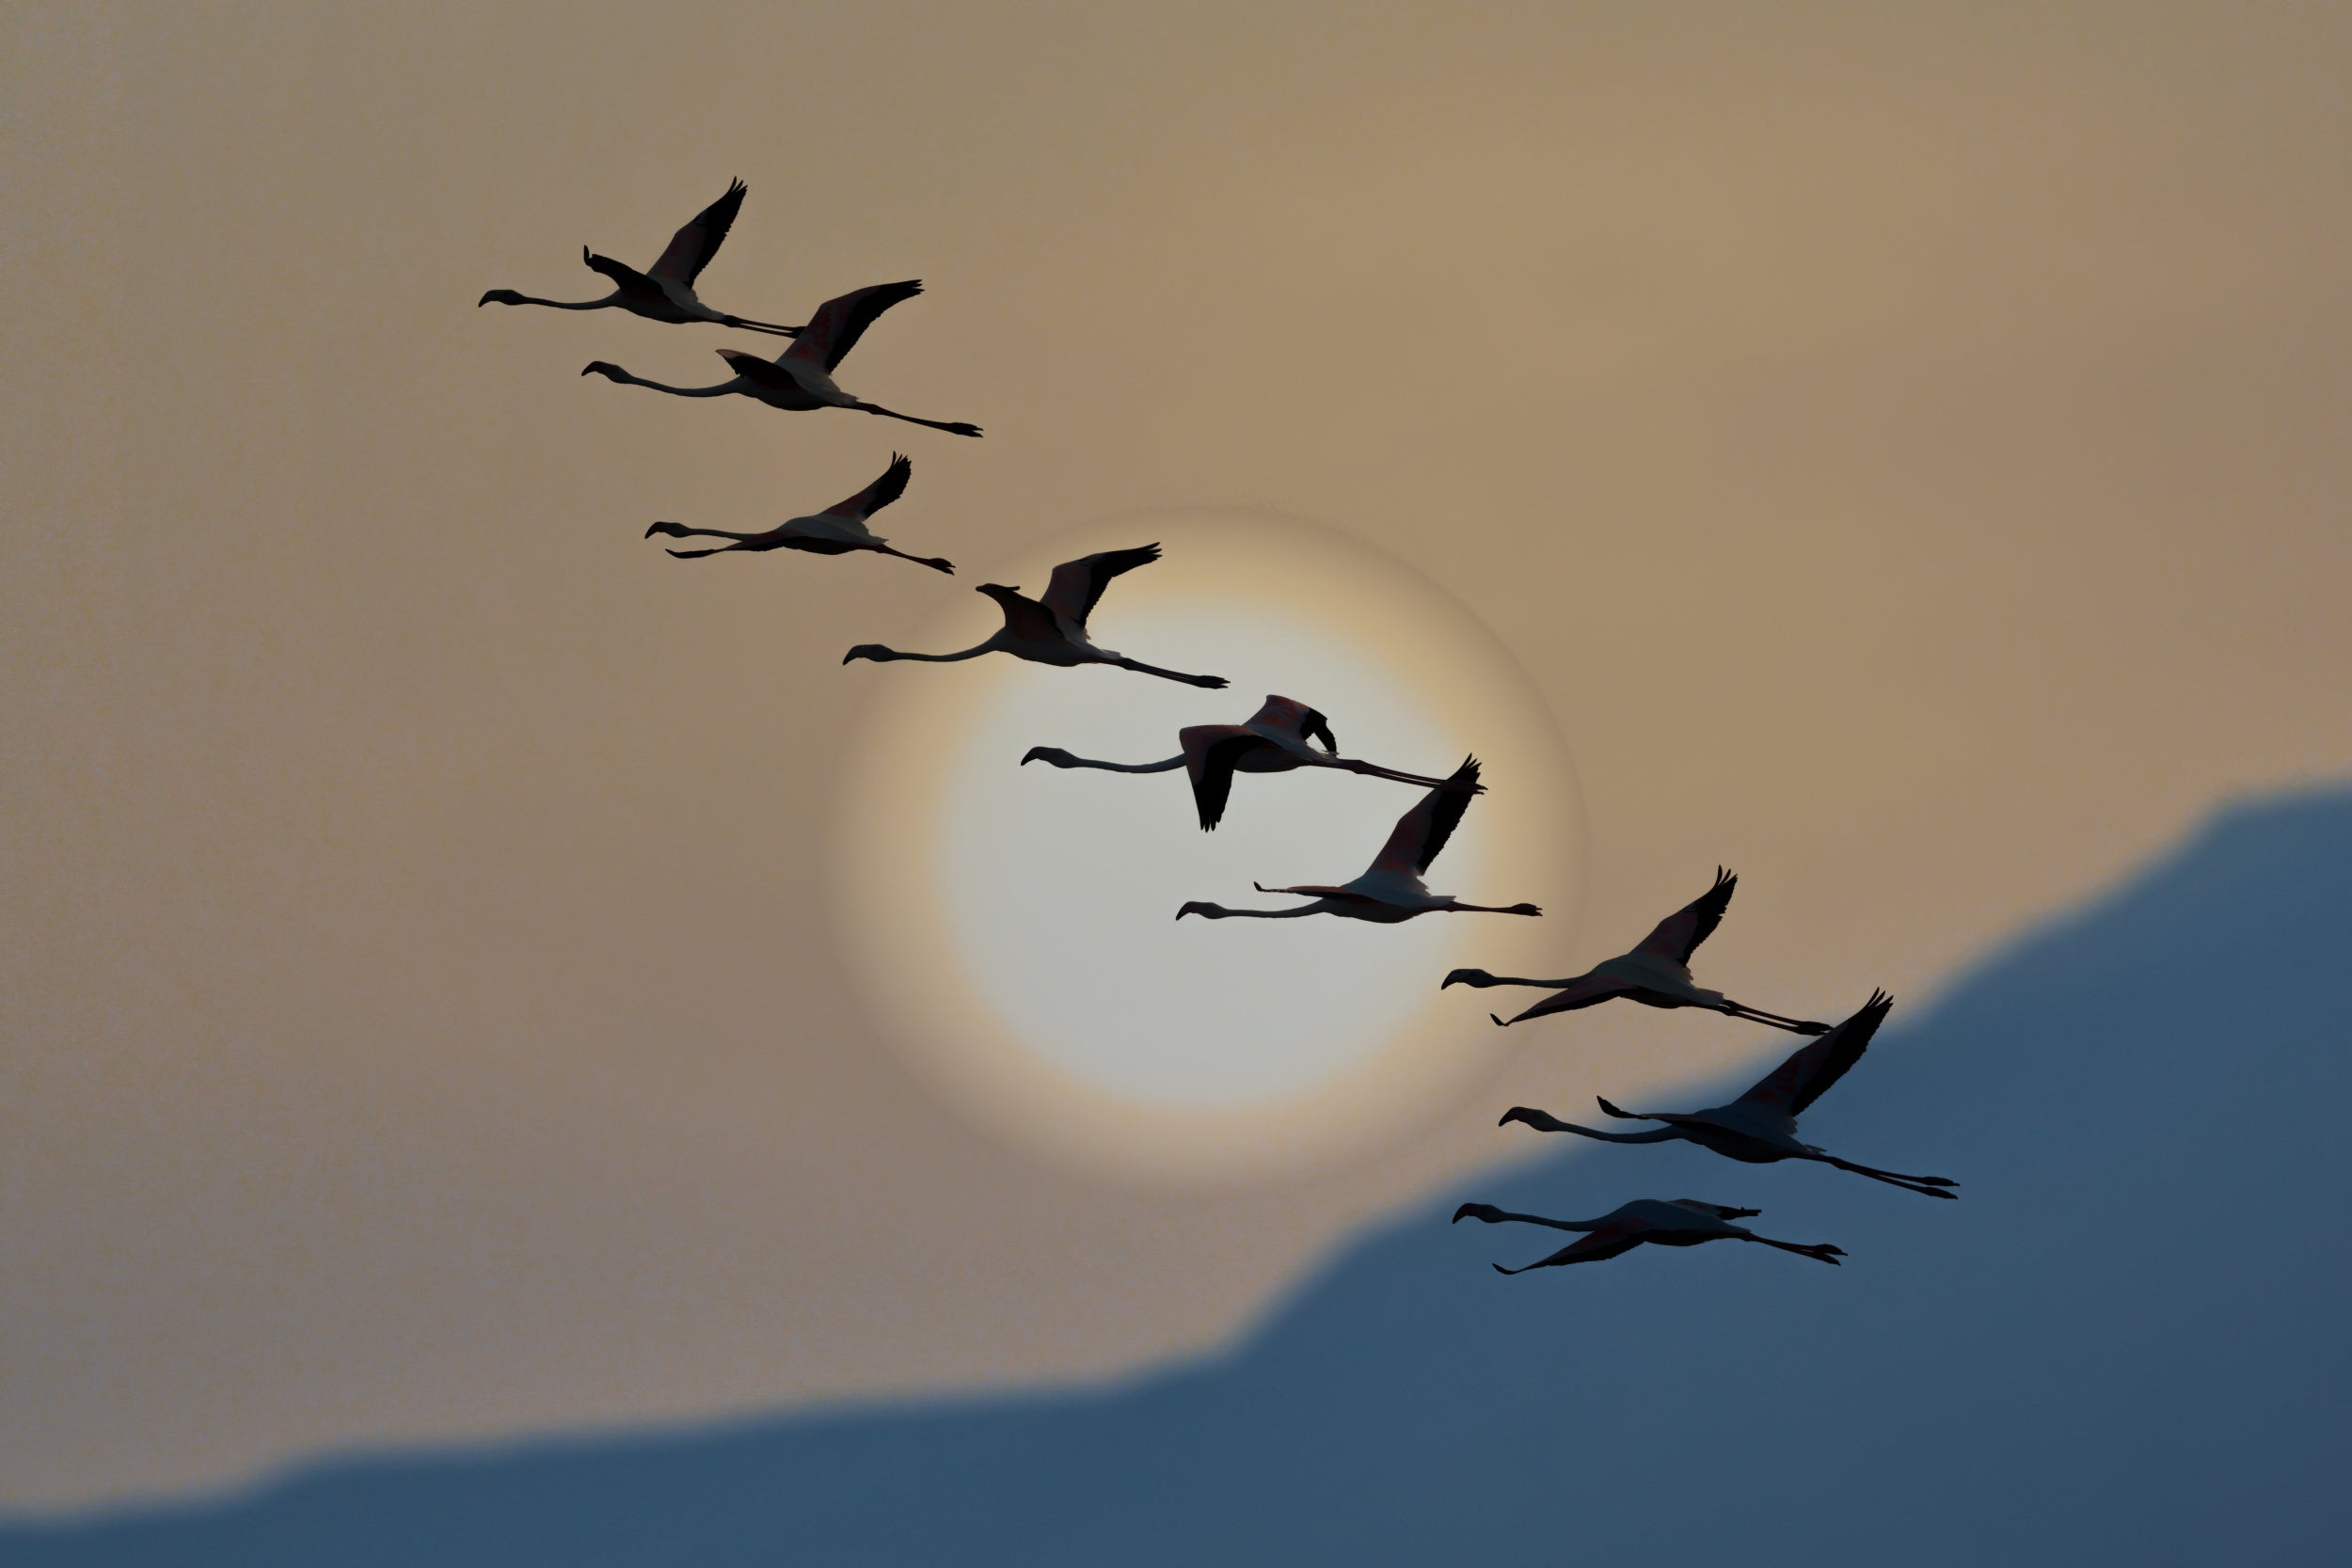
left=477, top=289, right=526, bottom=307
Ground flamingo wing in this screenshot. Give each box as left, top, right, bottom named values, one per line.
left=1508, top=972, right=1639, bottom=1021
left=647, top=179, right=747, bottom=287
left=821, top=453, right=912, bottom=521
left=1633, top=867, right=1738, bottom=963
left=784, top=279, right=925, bottom=372
left=583, top=249, right=663, bottom=301
left=977, top=586, right=1064, bottom=643
left=1369, top=757, right=1481, bottom=874
left=1734, top=990, right=1894, bottom=1116
left=1182, top=729, right=1262, bottom=831
left=1041, top=544, right=1163, bottom=629
left=1502, top=1225, right=1645, bottom=1273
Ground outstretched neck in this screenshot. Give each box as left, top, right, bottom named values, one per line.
left=582, top=362, right=739, bottom=397
left=485, top=291, right=614, bottom=311
left=1560, top=1122, right=1678, bottom=1144
left=1027, top=750, right=1185, bottom=773
left=859, top=641, right=993, bottom=664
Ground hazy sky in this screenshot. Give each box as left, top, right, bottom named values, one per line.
left=6, top=0, right=2351, bottom=1510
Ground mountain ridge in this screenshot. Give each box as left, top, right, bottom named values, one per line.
left=7, top=785, right=2346, bottom=1566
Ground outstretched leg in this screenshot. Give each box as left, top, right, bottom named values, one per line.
left=1739, top=1233, right=1845, bottom=1265
left=1327, top=758, right=1487, bottom=791
left=1107, top=657, right=1229, bottom=689
left=1719, top=999, right=1833, bottom=1035
left=723, top=315, right=803, bottom=337
left=871, top=544, right=956, bottom=574
left=1810, top=1152, right=1959, bottom=1199
left=852, top=401, right=983, bottom=438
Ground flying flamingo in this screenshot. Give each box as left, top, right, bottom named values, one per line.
left=1019, top=694, right=1476, bottom=831
left=1497, top=990, right=1959, bottom=1199
left=843, top=544, right=1224, bottom=687
left=477, top=180, right=801, bottom=337
left=582, top=280, right=981, bottom=437
left=1442, top=867, right=1830, bottom=1033
left=1176, top=759, right=1538, bottom=923
left=644, top=453, right=952, bottom=574
left=1451, top=1197, right=1845, bottom=1273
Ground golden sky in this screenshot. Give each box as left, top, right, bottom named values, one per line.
left=6, top=0, right=2350, bottom=1509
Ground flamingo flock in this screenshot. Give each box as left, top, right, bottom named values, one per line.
left=482, top=181, right=1956, bottom=1286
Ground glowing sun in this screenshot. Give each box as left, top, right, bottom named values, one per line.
left=830, top=511, right=1582, bottom=1183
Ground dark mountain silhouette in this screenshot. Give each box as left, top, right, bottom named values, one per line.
left=8, top=787, right=2347, bottom=1567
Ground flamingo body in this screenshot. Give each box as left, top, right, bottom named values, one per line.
left=477, top=180, right=801, bottom=336
left=1176, top=759, right=1539, bottom=923
left=1451, top=1197, right=1845, bottom=1273
left=644, top=453, right=953, bottom=573
left=1021, top=694, right=1477, bottom=830
left=1443, top=868, right=1830, bottom=1033
left=843, top=544, right=1225, bottom=687
left=582, top=280, right=982, bottom=437
left=1497, top=990, right=1960, bottom=1199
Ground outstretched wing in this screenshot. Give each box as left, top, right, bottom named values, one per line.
left=784, top=279, right=924, bottom=372
left=822, top=453, right=912, bottom=520
left=1735, top=990, right=1894, bottom=1116
left=1369, top=757, right=1481, bottom=874
left=1181, top=729, right=1260, bottom=831
left=1633, top=867, right=1737, bottom=964
left=1506, top=973, right=1637, bottom=1022
left=648, top=179, right=747, bottom=286
left=583, top=248, right=664, bottom=302
left=1499, top=1226, right=1645, bottom=1275
left=1243, top=694, right=1337, bottom=751
left=1041, top=544, right=1162, bottom=628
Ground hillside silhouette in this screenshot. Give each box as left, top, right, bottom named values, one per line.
left=8, top=787, right=2346, bottom=1567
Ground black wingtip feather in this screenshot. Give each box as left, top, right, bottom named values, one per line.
left=1412, top=756, right=1483, bottom=873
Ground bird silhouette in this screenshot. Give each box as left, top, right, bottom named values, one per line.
left=644, top=453, right=951, bottom=573
left=582, top=279, right=980, bottom=436
left=477, top=180, right=801, bottom=336
left=1443, top=867, right=1829, bottom=1032
left=843, top=543, right=1223, bottom=687
left=1497, top=990, right=1958, bottom=1198
left=1451, top=1197, right=1845, bottom=1273
left=1020, top=694, right=1474, bottom=831
left=1176, top=758, right=1536, bottom=923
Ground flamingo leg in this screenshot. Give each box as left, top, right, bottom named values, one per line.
left=1740, top=1234, right=1846, bottom=1264
left=1105, top=657, right=1229, bottom=689
left=869, top=544, right=956, bottom=574
left=1811, top=1152, right=1959, bottom=1198
left=850, top=400, right=983, bottom=437
left=1323, top=757, right=1483, bottom=791
left=1719, top=1000, right=1834, bottom=1035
